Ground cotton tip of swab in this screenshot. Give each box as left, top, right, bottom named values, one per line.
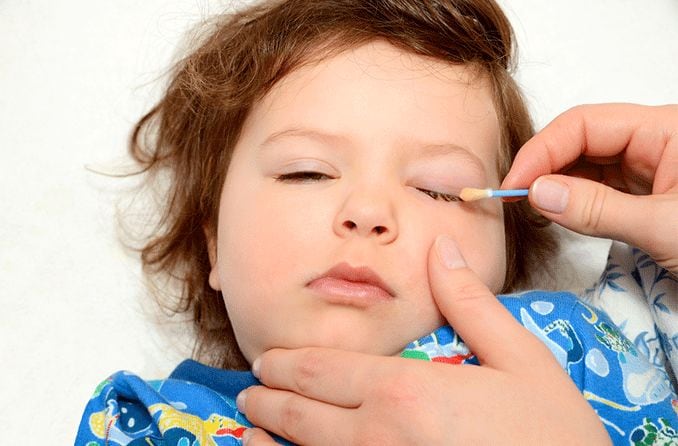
left=460, top=188, right=492, bottom=202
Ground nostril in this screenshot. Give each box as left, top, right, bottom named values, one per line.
left=374, top=226, right=387, bottom=235
left=343, top=221, right=357, bottom=230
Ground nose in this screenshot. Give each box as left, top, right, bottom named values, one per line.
left=333, top=188, right=398, bottom=244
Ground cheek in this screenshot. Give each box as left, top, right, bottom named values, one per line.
left=476, top=215, right=506, bottom=293
left=447, top=205, right=507, bottom=293
left=214, top=182, right=321, bottom=358
left=215, top=179, right=334, bottom=310
left=219, top=193, right=298, bottom=291
left=223, top=193, right=331, bottom=264
left=466, top=230, right=506, bottom=293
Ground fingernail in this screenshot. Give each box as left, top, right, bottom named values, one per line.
left=252, top=356, right=261, bottom=379
left=435, top=235, right=467, bottom=269
left=242, top=428, right=254, bottom=445
left=531, top=177, right=569, bottom=214
left=236, top=390, right=247, bottom=412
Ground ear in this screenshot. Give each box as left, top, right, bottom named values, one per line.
left=204, top=225, right=221, bottom=291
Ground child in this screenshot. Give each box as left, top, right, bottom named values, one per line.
left=76, top=0, right=677, bottom=444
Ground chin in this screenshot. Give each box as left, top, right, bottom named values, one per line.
left=293, top=329, right=412, bottom=357
left=247, top=315, right=440, bottom=359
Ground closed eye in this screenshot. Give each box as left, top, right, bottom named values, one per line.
left=275, top=173, right=461, bottom=203
left=417, top=188, right=462, bottom=202
left=274, top=171, right=333, bottom=182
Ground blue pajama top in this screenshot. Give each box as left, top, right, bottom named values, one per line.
left=75, top=290, right=678, bottom=445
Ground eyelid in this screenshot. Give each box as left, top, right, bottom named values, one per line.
left=416, top=178, right=465, bottom=197
left=409, top=158, right=488, bottom=189
left=277, top=159, right=338, bottom=175
left=413, top=144, right=489, bottom=176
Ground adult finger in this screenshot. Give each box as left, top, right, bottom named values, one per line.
left=530, top=174, right=678, bottom=273
left=237, top=386, right=355, bottom=446
left=242, top=427, right=277, bottom=446
left=502, top=103, right=678, bottom=192
left=428, top=235, right=553, bottom=371
left=252, top=347, right=382, bottom=407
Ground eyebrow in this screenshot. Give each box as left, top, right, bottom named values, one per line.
left=260, top=127, right=489, bottom=178
left=260, top=127, right=350, bottom=148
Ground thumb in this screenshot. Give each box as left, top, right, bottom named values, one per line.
left=428, top=236, right=547, bottom=370
left=529, top=175, right=677, bottom=267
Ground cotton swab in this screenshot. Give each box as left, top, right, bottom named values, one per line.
left=460, top=187, right=529, bottom=202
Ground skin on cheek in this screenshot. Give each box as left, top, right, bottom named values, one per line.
left=455, top=202, right=506, bottom=293
left=214, top=168, right=340, bottom=360
left=212, top=170, right=269, bottom=359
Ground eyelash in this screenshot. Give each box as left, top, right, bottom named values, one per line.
left=419, top=189, right=462, bottom=202
left=275, top=171, right=330, bottom=182
left=274, top=171, right=462, bottom=202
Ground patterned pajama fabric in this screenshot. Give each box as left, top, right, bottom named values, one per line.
left=581, top=242, right=678, bottom=390
left=76, top=244, right=678, bottom=445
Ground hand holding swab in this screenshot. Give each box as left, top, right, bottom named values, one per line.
left=460, top=187, right=529, bottom=202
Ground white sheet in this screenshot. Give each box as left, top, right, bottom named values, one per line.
left=1, top=1, right=677, bottom=443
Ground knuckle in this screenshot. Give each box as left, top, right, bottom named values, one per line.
left=560, top=104, right=590, bottom=127
left=357, top=373, right=434, bottom=445
left=292, top=349, right=324, bottom=394
left=278, top=396, right=304, bottom=443
left=579, top=185, right=608, bottom=233
left=374, top=370, right=422, bottom=410
left=565, top=103, right=588, bottom=117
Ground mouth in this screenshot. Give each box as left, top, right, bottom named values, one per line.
left=307, top=262, right=395, bottom=307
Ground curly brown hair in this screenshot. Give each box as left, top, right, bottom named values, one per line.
left=127, top=0, right=557, bottom=370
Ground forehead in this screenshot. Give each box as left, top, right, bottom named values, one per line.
left=243, top=40, right=501, bottom=176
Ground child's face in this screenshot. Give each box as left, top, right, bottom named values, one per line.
left=208, top=41, right=506, bottom=363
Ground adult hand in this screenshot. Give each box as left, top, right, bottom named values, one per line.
left=502, top=103, right=678, bottom=275
left=236, top=236, right=611, bottom=445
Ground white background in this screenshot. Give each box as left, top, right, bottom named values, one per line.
left=1, top=0, right=677, bottom=443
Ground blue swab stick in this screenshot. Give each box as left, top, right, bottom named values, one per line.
left=460, top=187, right=529, bottom=202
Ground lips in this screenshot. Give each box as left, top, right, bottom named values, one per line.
left=307, top=262, right=395, bottom=306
